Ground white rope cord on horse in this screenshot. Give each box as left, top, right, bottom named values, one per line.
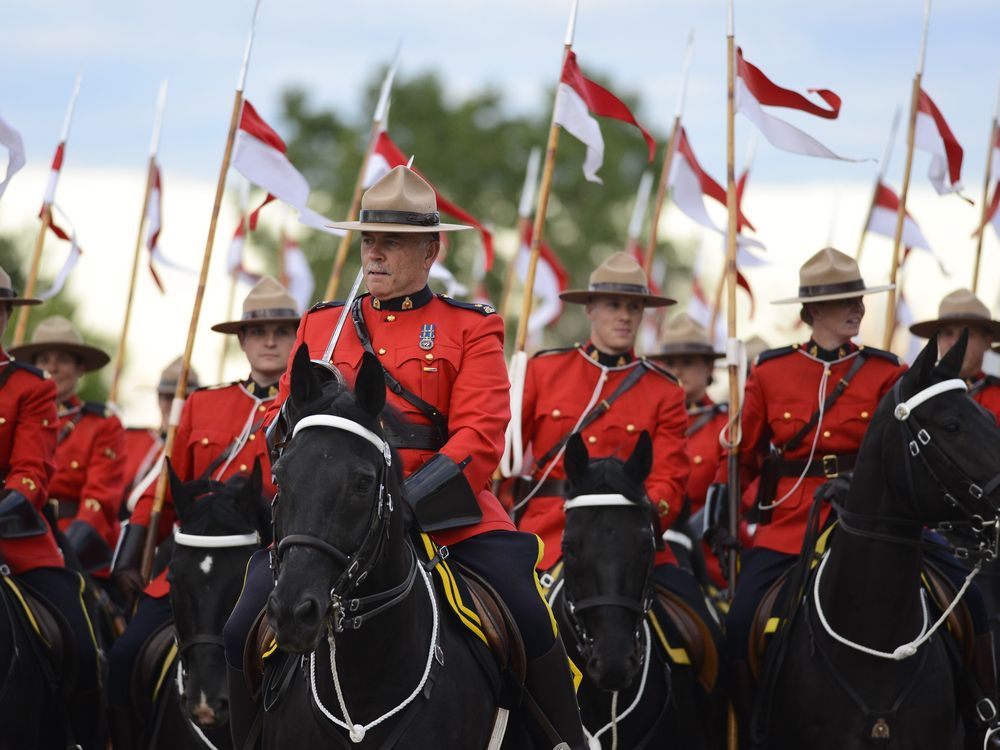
left=309, top=561, right=440, bottom=743
left=582, top=619, right=652, bottom=750
left=813, top=550, right=983, bottom=661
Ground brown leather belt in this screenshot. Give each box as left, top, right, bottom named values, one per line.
left=517, top=477, right=566, bottom=499
left=383, top=423, right=446, bottom=452
left=52, top=498, right=78, bottom=520
left=776, top=453, right=856, bottom=480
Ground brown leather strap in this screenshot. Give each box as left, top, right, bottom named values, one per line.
left=775, top=452, right=856, bottom=479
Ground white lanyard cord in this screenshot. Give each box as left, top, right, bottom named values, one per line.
left=582, top=619, right=652, bottom=748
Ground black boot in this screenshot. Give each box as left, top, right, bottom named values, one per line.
left=524, top=639, right=586, bottom=750
left=730, top=659, right=754, bottom=750
left=108, top=705, right=141, bottom=750
left=228, top=663, right=261, bottom=749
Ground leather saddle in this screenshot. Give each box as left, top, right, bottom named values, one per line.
left=2, top=577, right=74, bottom=686
left=748, top=559, right=975, bottom=678
left=653, top=584, right=720, bottom=693
left=131, top=619, right=178, bottom=712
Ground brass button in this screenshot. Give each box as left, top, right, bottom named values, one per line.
left=861, top=411, right=869, bottom=419
left=84, top=498, right=101, bottom=512
left=240, top=464, right=248, bottom=472
left=248, top=434, right=256, bottom=441
left=626, top=424, right=635, bottom=433
left=587, top=435, right=597, bottom=445
left=658, top=499, right=670, bottom=516
left=551, top=409, right=561, bottom=418
left=783, top=412, right=791, bottom=420
left=42, top=419, right=49, bottom=426
left=425, top=353, right=434, bottom=361
left=201, top=437, right=209, bottom=445
left=824, top=368, right=831, bottom=376
left=0, top=417, right=6, bottom=425
left=70, top=460, right=80, bottom=469
left=822, top=430, right=831, bottom=438
left=258, top=404, right=267, bottom=413
left=386, top=314, right=396, bottom=322
left=378, top=347, right=387, bottom=355
left=693, top=455, right=703, bottom=465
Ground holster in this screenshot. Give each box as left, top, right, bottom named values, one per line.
left=64, top=521, right=113, bottom=572
left=0, top=490, right=49, bottom=539
left=111, top=522, right=147, bottom=575
left=755, top=451, right=780, bottom=525
left=403, top=453, right=482, bottom=532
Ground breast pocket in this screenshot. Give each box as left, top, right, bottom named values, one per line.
left=767, top=402, right=813, bottom=453
left=395, top=344, right=462, bottom=408
left=188, top=429, right=233, bottom=479
left=532, top=401, right=580, bottom=448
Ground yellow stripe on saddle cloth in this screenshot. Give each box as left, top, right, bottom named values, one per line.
left=1, top=576, right=50, bottom=646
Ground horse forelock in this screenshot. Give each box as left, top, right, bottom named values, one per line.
left=568, top=455, right=647, bottom=506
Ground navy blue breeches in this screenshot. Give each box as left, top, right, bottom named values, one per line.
left=107, top=594, right=172, bottom=708
left=724, top=548, right=796, bottom=661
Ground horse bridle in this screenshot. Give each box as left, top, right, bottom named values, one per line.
left=271, top=413, right=418, bottom=633
left=561, top=493, right=656, bottom=661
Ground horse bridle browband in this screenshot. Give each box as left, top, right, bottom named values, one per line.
left=561, top=493, right=656, bottom=660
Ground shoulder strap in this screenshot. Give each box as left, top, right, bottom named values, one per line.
left=969, top=375, right=1000, bottom=398
left=781, top=350, right=869, bottom=454
left=685, top=404, right=723, bottom=438
left=0, top=363, right=20, bottom=391
left=532, top=364, right=649, bottom=475
left=350, top=298, right=449, bottom=445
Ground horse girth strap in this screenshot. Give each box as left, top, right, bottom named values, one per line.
left=532, top=364, right=649, bottom=476
left=350, top=298, right=449, bottom=446
left=780, top=351, right=870, bottom=455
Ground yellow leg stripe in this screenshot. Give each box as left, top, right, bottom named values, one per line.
left=568, top=655, right=583, bottom=692
left=764, top=617, right=781, bottom=635
left=74, top=572, right=102, bottom=682
left=530, top=535, right=559, bottom=638
left=648, top=610, right=690, bottom=666
left=2, top=577, right=47, bottom=645
left=438, top=553, right=483, bottom=626
left=153, top=643, right=178, bottom=703
left=419, top=534, right=487, bottom=644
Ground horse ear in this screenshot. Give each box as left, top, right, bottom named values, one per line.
left=564, top=432, right=590, bottom=486
left=354, top=351, right=386, bottom=418
left=624, top=430, right=653, bottom=484
left=935, top=328, right=967, bottom=379
left=903, top=334, right=939, bottom=396
left=289, top=343, right=321, bottom=406
left=167, top=458, right=194, bottom=523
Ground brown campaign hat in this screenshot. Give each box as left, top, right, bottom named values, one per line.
left=157, top=356, right=200, bottom=395
left=0, top=265, right=41, bottom=306
left=560, top=252, right=676, bottom=307
left=773, top=247, right=893, bottom=305
left=650, top=313, right=723, bottom=359
left=9, top=316, right=110, bottom=372
left=211, top=276, right=300, bottom=334
left=327, top=166, right=471, bottom=234
left=908, top=288, right=1000, bottom=339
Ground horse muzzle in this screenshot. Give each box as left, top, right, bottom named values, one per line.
left=182, top=691, right=229, bottom=729
left=586, top=640, right=643, bottom=692
left=266, top=586, right=327, bottom=653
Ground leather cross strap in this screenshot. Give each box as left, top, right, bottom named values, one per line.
left=685, top=403, right=724, bottom=438
left=532, top=363, right=649, bottom=477
left=350, top=298, right=449, bottom=446
left=197, top=417, right=266, bottom=482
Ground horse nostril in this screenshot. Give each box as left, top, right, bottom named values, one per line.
left=293, top=596, right=322, bottom=627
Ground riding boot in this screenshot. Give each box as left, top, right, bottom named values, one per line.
left=228, top=664, right=261, bottom=750
left=729, top=659, right=754, bottom=750
left=108, top=705, right=141, bottom=750
left=524, top=639, right=586, bottom=750
left=968, top=633, right=1000, bottom=749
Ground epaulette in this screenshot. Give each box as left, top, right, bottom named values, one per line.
left=856, top=345, right=900, bottom=365
left=82, top=401, right=113, bottom=418
left=754, top=345, right=798, bottom=366
left=531, top=344, right=580, bottom=359
left=309, top=299, right=346, bottom=313
left=436, top=295, right=496, bottom=315
left=193, top=381, right=241, bottom=393
left=641, top=358, right=680, bottom=385
left=6, top=360, right=49, bottom=380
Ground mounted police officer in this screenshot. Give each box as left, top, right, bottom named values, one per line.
left=224, top=166, right=587, bottom=749
left=0, top=268, right=104, bottom=748
left=909, top=288, right=1000, bottom=420
left=107, top=276, right=297, bottom=747
left=11, top=315, right=127, bottom=585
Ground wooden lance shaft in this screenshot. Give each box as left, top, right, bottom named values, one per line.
left=882, top=73, right=922, bottom=351
left=644, top=116, right=681, bottom=277
left=500, top=214, right=532, bottom=321
left=323, top=119, right=380, bottom=301
left=141, top=90, right=245, bottom=580
left=110, top=155, right=158, bottom=403
left=12, top=206, right=52, bottom=346
left=972, top=118, right=997, bottom=294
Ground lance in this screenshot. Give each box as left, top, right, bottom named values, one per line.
left=856, top=106, right=902, bottom=264
left=322, top=46, right=400, bottom=301
left=109, top=81, right=169, bottom=405
left=13, top=74, right=82, bottom=346
left=644, top=29, right=694, bottom=277
left=142, top=0, right=264, bottom=581
left=972, top=81, right=1000, bottom=293
left=499, top=146, right=542, bottom=322
left=883, top=0, right=931, bottom=351
left=514, top=0, right=579, bottom=353
left=217, top=178, right=251, bottom=383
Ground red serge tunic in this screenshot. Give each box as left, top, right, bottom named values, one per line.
left=0, top=354, right=62, bottom=573
left=684, top=397, right=731, bottom=587
left=715, top=342, right=905, bottom=556
left=50, top=397, right=127, bottom=568
left=971, top=372, right=1000, bottom=422
left=131, top=380, right=277, bottom=598
left=268, top=288, right=516, bottom=547
left=122, top=427, right=161, bottom=502
left=517, top=344, right=690, bottom=570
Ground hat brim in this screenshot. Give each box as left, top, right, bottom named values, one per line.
left=211, top=315, right=301, bottom=335
left=2, top=297, right=42, bottom=306
left=648, top=344, right=725, bottom=360
left=772, top=284, right=895, bottom=305
left=9, top=342, right=110, bottom=372
left=559, top=289, right=677, bottom=308
left=325, top=221, right=472, bottom=234
left=908, top=316, right=1000, bottom=339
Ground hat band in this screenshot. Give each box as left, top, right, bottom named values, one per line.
left=658, top=342, right=716, bottom=355
left=939, top=311, right=990, bottom=322
left=358, top=209, right=441, bottom=227
left=588, top=282, right=650, bottom=296
left=241, top=308, right=298, bottom=321
left=797, top=279, right=866, bottom=299
left=0, top=287, right=17, bottom=299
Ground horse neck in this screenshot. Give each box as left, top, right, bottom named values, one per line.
left=820, top=434, right=926, bottom=648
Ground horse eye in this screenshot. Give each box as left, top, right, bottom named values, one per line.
left=942, top=420, right=961, bottom=436
left=355, top=475, right=374, bottom=493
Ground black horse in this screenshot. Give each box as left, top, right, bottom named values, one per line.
left=759, top=334, right=1000, bottom=749
left=142, top=461, right=269, bottom=749
left=262, top=347, right=525, bottom=748
left=554, top=430, right=725, bottom=749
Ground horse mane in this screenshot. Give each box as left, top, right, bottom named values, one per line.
left=567, top=455, right=649, bottom=507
